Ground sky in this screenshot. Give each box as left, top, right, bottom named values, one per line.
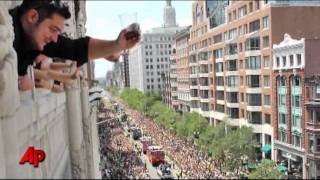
left=85, top=0, right=193, bottom=78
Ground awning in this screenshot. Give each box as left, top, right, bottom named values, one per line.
left=261, top=144, right=271, bottom=153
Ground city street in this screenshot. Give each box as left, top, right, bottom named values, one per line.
left=103, top=92, right=228, bottom=179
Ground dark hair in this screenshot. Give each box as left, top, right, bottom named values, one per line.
left=19, top=0, right=71, bottom=23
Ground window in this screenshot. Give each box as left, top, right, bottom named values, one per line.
left=282, top=56, right=287, bottom=67
left=279, top=94, right=286, bottom=106
left=226, top=60, right=237, bottom=71
left=263, top=36, right=269, bottom=48
left=293, top=76, right=300, bottom=86
left=245, top=56, right=261, bottom=69
left=146, top=65, right=149, bottom=69
left=247, top=93, right=261, bottom=106
left=249, top=2, right=253, bottom=12
left=215, top=62, right=224, bottom=72
left=279, top=130, right=287, bottom=142
left=297, top=54, right=302, bottom=65
left=246, top=75, right=260, bottom=88
left=255, top=0, right=260, bottom=10
left=276, top=57, right=280, bottom=67
left=264, top=95, right=271, bottom=106
left=233, top=10, right=237, bottom=20
left=225, top=43, right=237, bottom=55
left=214, top=49, right=223, bottom=59
left=292, top=95, right=301, bottom=107
left=308, top=133, right=314, bottom=153
left=290, top=55, right=294, bottom=66
left=244, top=24, right=248, bottom=34
left=292, top=115, right=301, bottom=127
left=228, top=13, right=232, bottom=22
left=238, top=5, right=247, bottom=18
left=265, top=114, right=271, bottom=124
left=240, top=76, right=244, bottom=86
left=228, top=28, right=237, bottom=40
left=245, top=37, right=260, bottom=51
left=215, top=77, right=224, bottom=86
left=292, top=134, right=301, bottom=147
left=264, top=76, right=270, bottom=87
left=263, top=56, right=270, bottom=68
left=247, top=111, right=262, bottom=124
left=226, top=76, right=238, bottom=87
left=249, top=19, right=260, bottom=32
left=279, top=113, right=286, bottom=124
left=262, top=16, right=269, bottom=29
left=213, top=34, right=222, bottom=44
left=216, top=104, right=225, bottom=113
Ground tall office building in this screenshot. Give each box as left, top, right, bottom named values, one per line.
left=129, top=0, right=184, bottom=93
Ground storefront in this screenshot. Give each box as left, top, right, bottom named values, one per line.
left=276, top=149, right=303, bottom=178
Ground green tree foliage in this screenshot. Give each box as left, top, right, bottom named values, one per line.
left=248, top=159, right=284, bottom=179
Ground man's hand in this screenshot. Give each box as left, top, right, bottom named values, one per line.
left=88, top=23, right=141, bottom=61
left=18, top=75, right=34, bottom=91
left=104, top=52, right=121, bottom=62
left=116, top=23, right=141, bottom=50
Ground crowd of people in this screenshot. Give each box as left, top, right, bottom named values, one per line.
left=115, top=98, right=239, bottom=179
left=97, top=110, right=149, bottom=179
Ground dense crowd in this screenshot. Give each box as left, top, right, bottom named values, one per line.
left=116, top=98, right=239, bottom=179
left=97, top=112, right=149, bottom=179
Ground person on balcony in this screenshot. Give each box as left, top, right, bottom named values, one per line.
left=9, top=0, right=141, bottom=91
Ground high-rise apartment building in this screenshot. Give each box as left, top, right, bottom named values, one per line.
left=129, top=1, right=184, bottom=93
left=187, top=1, right=320, bottom=177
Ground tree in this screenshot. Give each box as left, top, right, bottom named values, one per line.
left=248, top=159, right=284, bottom=179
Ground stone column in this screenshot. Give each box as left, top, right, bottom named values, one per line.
left=65, top=81, right=87, bottom=179
left=62, top=0, right=88, bottom=178
left=0, top=1, right=22, bottom=178
left=80, top=69, right=93, bottom=178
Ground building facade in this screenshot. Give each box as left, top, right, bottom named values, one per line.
left=305, top=75, right=320, bottom=179
left=188, top=0, right=320, bottom=169
left=272, top=34, right=306, bottom=178
left=173, top=27, right=192, bottom=113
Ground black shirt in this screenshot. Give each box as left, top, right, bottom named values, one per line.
left=9, top=7, right=90, bottom=76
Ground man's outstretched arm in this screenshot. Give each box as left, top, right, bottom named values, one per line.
left=88, top=27, right=140, bottom=61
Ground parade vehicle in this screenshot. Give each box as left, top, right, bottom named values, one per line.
left=139, top=136, right=152, bottom=154
left=131, top=127, right=142, bottom=140
left=146, top=145, right=165, bottom=166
